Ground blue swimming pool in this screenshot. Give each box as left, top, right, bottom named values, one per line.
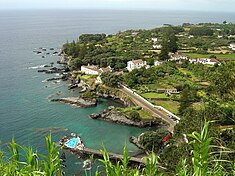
left=65, top=137, right=80, bottom=148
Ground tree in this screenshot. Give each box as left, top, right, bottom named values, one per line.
left=100, top=72, right=120, bottom=87
left=189, top=27, right=214, bottom=36
left=159, top=27, right=178, bottom=60
left=159, top=40, right=170, bottom=60
left=129, top=111, right=141, bottom=121
left=138, top=130, right=169, bottom=152
left=68, top=58, right=83, bottom=71
left=208, top=62, right=235, bottom=98
left=178, top=85, right=199, bottom=115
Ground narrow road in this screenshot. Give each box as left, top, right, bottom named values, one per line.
left=120, top=86, right=176, bottom=132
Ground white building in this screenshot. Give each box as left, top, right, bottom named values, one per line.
left=169, top=53, right=188, bottom=61
left=229, top=43, right=235, bottom=50
left=154, top=60, right=162, bottom=66
left=189, top=58, right=219, bottom=65
left=188, top=35, right=194, bottom=38
left=126, top=59, right=147, bottom=71
left=95, top=76, right=102, bottom=84
left=228, top=35, right=235, bottom=39
left=188, top=58, right=197, bottom=64
left=151, top=37, right=158, bottom=43
left=153, top=44, right=162, bottom=49
left=81, top=65, right=100, bottom=75
left=81, top=65, right=112, bottom=75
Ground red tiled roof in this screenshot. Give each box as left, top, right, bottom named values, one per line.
left=131, top=59, right=144, bottom=64
left=210, top=58, right=218, bottom=62
left=100, top=67, right=112, bottom=73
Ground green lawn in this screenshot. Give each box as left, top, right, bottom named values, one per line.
left=142, top=93, right=168, bottom=99
left=153, top=100, right=179, bottom=114
left=81, top=75, right=92, bottom=79
left=81, top=75, right=97, bottom=80
left=179, top=68, right=199, bottom=81
left=115, top=106, right=152, bottom=120
left=185, top=53, right=235, bottom=61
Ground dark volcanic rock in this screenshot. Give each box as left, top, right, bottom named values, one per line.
left=38, top=69, right=47, bottom=72
left=68, top=84, right=78, bottom=90
left=50, top=97, right=97, bottom=107
left=89, top=106, right=147, bottom=127
left=46, top=77, right=62, bottom=82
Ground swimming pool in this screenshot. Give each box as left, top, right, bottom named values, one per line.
left=65, top=137, right=80, bottom=148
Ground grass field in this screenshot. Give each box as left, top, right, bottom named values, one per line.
left=185, top=53, right=235, bottom=61
left=152, top=100, right=179, bottom=114
left=81, top=75, right=92, bottom=79
left=116, top=106, right=152, bottom=119
left=142, top=93, right=168, bottom=99
left=179, top=68, right=199, bottom=81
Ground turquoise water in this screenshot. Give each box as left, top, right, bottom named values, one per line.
left=65, top=138, right=80, bottom=148
left=0, top=10, right=235, bottom=175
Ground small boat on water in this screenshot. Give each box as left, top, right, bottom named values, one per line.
left=59, top=133, right=84, bottom=151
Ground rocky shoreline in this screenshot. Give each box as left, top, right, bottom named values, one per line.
left=89, top=106, right=163, bottom=127
left=50, top=97, right=97, bottom=107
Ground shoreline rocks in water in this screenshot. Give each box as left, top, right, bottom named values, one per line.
left=89, top=106, right=161, bottom=127
left=50, top=97, right=97, bottom=107
left=129, top=136, right=147, bottom=153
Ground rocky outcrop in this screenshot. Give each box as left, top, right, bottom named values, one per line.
left=89, top=106, right=159, bottom=127
left=129, top=136, right=147, bottom=152
left=38, top=67, right=65, bottom=74
left=96, top=88, right=134, bottom=107
left=50, top=97, right=97, bottom=107
left=46, top=77, right=62, bottom=82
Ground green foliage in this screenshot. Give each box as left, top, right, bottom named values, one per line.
left=189, top=27, right=214, bottom=36
left=43, top=134, right=63, bottom=176
left=143, top=152, right=162, bottom=176
left=98, top=145, right=161, bottom=176
left=68, top=58, right=83, bottom=71
left=188, top=121, right=212, bottom=176
left=178, top=85, right=199, bottom=115
left=123, top=62, right=181, bottom=88
left=129, top=111, right=141, bottom=121
left=82, top=90, right=97, bottom=99
left=208, top=62, right=235, bottom=99
left=159, top=27, right=178, bottom=60
left=176, top=159, right=189, bottom=176
left=99, top=145, right=132, bottom=176
left=0, top=134, right=62, bottom=176
left=139, top=130, right=169, bottom=152
left=79, top=34, right=106, bottom=44
left=100, top=72, right=120, bottom=87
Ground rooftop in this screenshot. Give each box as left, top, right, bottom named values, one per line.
left=129, top=59, right=145, bottom=64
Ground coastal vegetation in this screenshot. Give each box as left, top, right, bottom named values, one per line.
left=61, top=22, right=234, bottom=175
left=1, top=122, right=235, bottom=175
left=9, top=22, right=234, bottom=175
left=0, top=135, right=63, bottom=176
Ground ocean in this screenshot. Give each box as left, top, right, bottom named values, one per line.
left=0, top=9, right=235, bottom=175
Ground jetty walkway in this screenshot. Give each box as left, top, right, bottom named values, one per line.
left=82, top=147, right=146, bottom=164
